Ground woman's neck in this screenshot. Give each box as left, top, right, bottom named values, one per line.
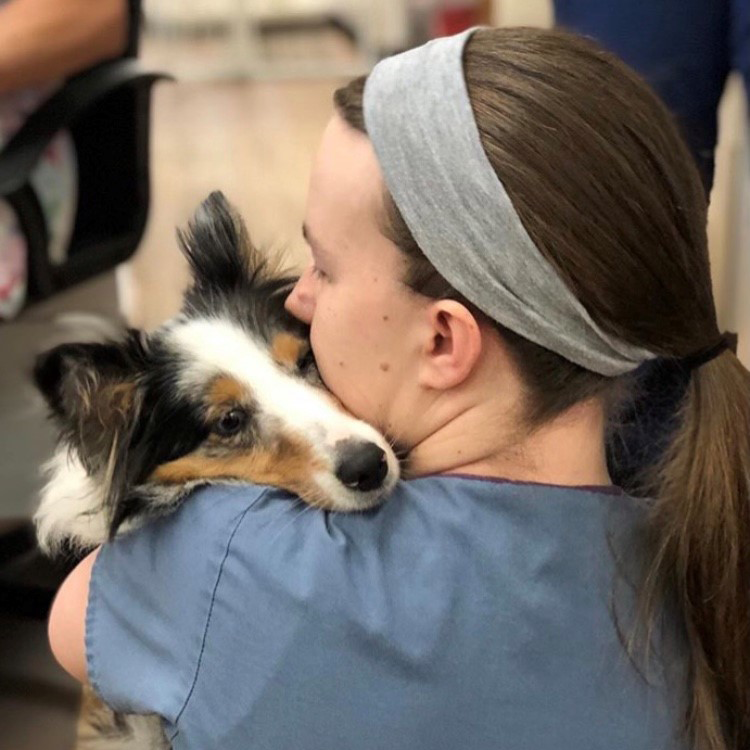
left=402, top=394, right=613, bottom=489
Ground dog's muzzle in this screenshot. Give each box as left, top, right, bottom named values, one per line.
left=334, top=439, right=389, bottom=493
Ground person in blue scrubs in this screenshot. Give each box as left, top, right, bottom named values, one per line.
left=48, top=26, right=750, bottom=750
left=555, top=0, right=749, bottom=194
left=554, top=0, right=749, bottom=494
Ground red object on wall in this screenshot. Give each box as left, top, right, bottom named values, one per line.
left=431, top=3, right=482, bottom=37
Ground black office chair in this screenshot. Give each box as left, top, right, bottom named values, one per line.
left=0, top=0, right=172, bottom=305
left=0, top=0, right=172, bottom=619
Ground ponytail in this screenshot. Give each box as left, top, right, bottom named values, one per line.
left=637, top=351, right=750, bottom=749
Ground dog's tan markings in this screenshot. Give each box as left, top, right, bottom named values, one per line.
left=271, top=332, right=306, bottom=369
left=208, top=375, right=248, bottom=406
left=102, top=381, right=136, bottom=419
left=85, top=379, right=138, bottom=439
left=150, top=432, right=326, bottom=501
left=73, top=370, right=96, bottom=416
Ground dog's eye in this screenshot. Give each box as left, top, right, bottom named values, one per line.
left=214, top=408, right=248, bottom=437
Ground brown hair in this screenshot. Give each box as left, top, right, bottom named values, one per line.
left=334, top=27, right=750, bottom=750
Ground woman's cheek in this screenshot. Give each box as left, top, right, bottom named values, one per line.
left=310, top=317, right=343, bottom=387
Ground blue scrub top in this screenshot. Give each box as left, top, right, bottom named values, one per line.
left=86, top=475, right=688, bottom=749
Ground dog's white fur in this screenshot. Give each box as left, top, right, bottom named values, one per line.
left=35, top=447, right=249, bottom=554
left=36, top=449, right=111, bottom=555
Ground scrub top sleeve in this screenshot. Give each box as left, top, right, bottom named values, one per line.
left=85, top=483, right=270, bottom=729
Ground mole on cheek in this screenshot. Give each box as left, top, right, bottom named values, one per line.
left=382, top=315, right=389, bottom=322
left=379, top=362, right=390, bottom=372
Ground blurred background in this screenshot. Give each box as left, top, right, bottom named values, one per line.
left=126, top=0, right=749, bottom=348
left=129, top=0, right=750, bottom=343
left=0, top=0, right=748, bottom=747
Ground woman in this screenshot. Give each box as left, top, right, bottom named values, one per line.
left=49, top=27, right=750, bottom=750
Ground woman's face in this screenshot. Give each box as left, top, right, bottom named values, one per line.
left=285, top=114, right=426, bottom=439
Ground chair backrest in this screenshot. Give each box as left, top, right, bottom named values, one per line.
left=64, top=65, right=167, bottom=292
left=126, top=0, right=142, bottom=57
left=3, top=0, right=172, bottom=302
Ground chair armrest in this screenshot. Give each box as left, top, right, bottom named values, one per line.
left=0, top=58, right=173, bottom=196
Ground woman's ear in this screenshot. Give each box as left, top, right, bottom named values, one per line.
left=417, top=300, right=483, bottom=390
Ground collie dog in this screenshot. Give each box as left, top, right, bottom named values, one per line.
left=34, top=192, right=401, bottom=749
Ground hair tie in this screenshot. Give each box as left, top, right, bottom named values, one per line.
left=678, top=336, right=730, bottom=372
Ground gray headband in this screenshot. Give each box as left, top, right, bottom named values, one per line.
left=362, top=27, right=656, bottom=376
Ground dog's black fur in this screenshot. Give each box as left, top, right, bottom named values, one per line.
left=33, top=192, right=317, bottom=545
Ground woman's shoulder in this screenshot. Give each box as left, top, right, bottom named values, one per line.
left=141, top=475, right=649, bottom=615
left=215, top=474, right=648, bottom=601
left=148, top=475, right=647, bottom=566
left=175, top=476, right=681, bottom=750
left=206, top=473, right=647, bottom=547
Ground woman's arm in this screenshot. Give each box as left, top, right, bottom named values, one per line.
left=45, top=486, right=268, bottom=720
left=48, top=546, right=99, bottom=683
left=0, top=0, right=128, bottom=95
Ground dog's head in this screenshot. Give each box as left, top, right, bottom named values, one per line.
left=34, top=192, right=400, bottom=553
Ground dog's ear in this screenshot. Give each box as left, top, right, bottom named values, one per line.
left=178, top=192, right=301, bottom=334
left=178, top=191, right=264, bottom=291
left=34, top=337, right=152, bottom=541
left=178, top=191, right=298, bottom=309
left=33, top=337, right=144, bottom=477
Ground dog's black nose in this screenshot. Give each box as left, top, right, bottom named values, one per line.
left=334, top=440, right=388, bottom=493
